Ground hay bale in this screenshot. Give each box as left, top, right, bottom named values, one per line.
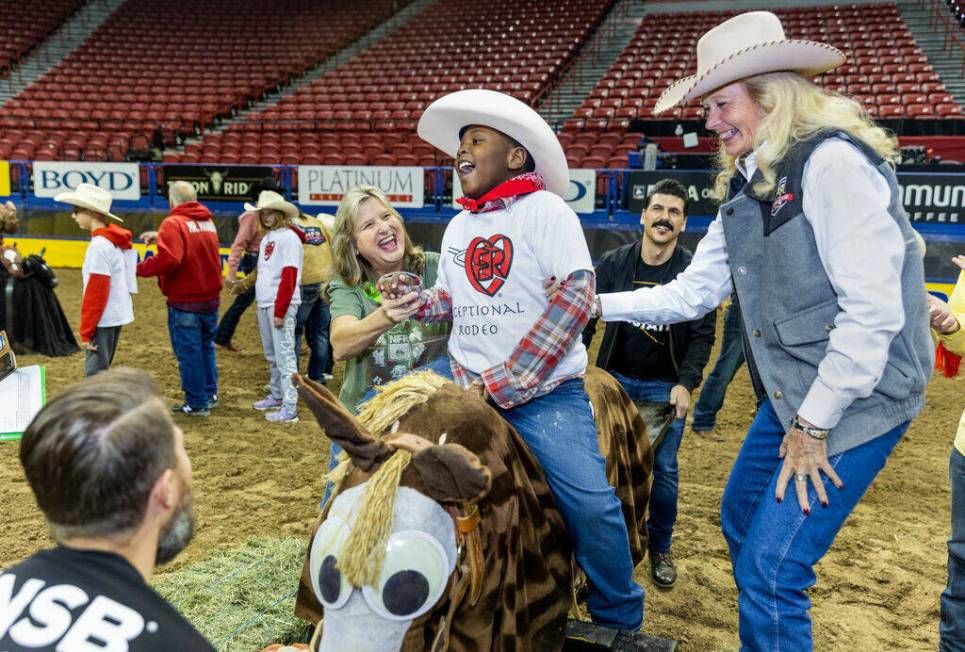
left=153, top=537, right=313, bottom=651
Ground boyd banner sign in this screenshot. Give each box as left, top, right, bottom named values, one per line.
left=452, top=169, right=598, bottom=214
left=163, top=165, right=273, bottom=202
left=298, top=166, right=425, bottom=208
left=33, top=162, right=141, bottom=200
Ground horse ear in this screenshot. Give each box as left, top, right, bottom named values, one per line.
left=410, top=443, right=492, bottom=504
left=292, top=373, right=394, bottom=471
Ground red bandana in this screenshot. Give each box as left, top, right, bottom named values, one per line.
left=456, top=172, right=545, bottom=213
left=936, top=341, right=962, bottom=378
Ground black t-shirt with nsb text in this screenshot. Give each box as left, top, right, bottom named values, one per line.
left=608, top=256, right=678, bottom=383
left=0, top=546, right=214, bottom=651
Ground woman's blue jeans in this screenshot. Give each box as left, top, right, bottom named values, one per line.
left=721, top=399, right=907, bottom=651
left=941, top=447, right=965, bottom=650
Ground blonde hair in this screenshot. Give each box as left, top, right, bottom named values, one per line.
left=329, top=185, right=425, bottom=289
left=712, top=72, right=898, bottom=201
left=255, top=209, right=293, bottom=236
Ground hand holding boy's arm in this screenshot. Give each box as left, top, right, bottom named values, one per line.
left=414, top=285, right=453, bottom=322
left=479, top=269, right=595, bottom=409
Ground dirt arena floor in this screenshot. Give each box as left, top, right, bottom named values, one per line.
left=1, top=268, right=959, bottom=651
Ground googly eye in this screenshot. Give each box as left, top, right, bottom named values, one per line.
left=361, top=530, right=452, bottom=621
left=308, top=517, right=353, bottom=610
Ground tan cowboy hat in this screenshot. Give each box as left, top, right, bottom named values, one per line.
left=654, top=11, right=845, bottom=115
left=54, top=183, right=124, bottom=223
left=244, top=190, right=299, bottom=220
left=417, top=89, right=569, bottom=197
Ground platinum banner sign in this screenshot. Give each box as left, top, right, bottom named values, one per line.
left=298, top=166, right=425, bottom=208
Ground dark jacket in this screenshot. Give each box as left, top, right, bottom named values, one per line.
left=583, top=240, right=716, bottom=392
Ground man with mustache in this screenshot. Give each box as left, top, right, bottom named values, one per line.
left=583, top=178, right=715, bottom=590
left=0, top=368, right=213, bottom=651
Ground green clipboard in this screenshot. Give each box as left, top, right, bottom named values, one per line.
left=0, top=366, right=46, bottom=441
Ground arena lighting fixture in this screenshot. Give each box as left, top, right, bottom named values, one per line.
left=0, top=330, right=16, bottom=384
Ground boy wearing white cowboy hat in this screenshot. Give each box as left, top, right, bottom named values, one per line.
left=55, top=183, right=136, bottom=376
left=246, top=189, right=304, bottom=423
left=596, top=10, right=932, bottom=650
left=383, top=89, right=645, bottom=631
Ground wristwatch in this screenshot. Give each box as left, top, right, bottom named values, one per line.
left=791, top=415, right=829, bottom=440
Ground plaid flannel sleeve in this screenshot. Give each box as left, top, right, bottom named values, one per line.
left=416, top=286, right=453, bottom=323
left=480, top=269, right=595, bottom=409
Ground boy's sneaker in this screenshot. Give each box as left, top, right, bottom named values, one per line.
left=209, top=394, right=219, bottom=409
left=265, top=406, right=298, bottom=423
left=171, top=403, right=210, bottom=417
left=253, top=395, right=283, bottom=411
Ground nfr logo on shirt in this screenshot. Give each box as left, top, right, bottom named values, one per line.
left=464, top=234, right=513, bottom=296
left=263, top=240, right=276, bottom=261
left=302, top=226, right=326, bottom=246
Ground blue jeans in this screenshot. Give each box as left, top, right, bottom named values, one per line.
left=294, top=283, right=331, bottom=382
left=721, top=400, right=907, bottom=651
left=941, top=447, right=965, bottom=650
left=610, top=372, right=685, bottom=554
left=167, top=306, right=219, bottom=410
left=430, top=359, right=642, bottom=629
left=215, top=252, right=257, bottom=345
left=691, top=303, right=744, bottom=431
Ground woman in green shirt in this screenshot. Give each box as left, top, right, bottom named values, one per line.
left=328, top=185, right=450, bottom=414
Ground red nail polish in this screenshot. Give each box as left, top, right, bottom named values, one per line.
left=776, top=496, right=782, bottom=503
left=803, top=508, right=810, bottom=516
left=821, top=502, right=828, bottom=508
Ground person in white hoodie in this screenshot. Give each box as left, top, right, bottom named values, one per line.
left=54, top=184, right=136, bottom=376
left=248, top=190, right=303, bottom=423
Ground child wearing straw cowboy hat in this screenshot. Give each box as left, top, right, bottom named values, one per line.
left=247, top=189, right=304, bottom=423
left=55, top=183, right=136, bottom=376
left=380, top=89, right=645, bottom=632
left=594, top=11, right=932, bottom=650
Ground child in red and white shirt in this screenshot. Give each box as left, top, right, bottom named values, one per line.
left=55, top=184, right=136, bottom=376
left=405, top=90, right=644, bottom=631
left=248, top=191, right=303, bottom=423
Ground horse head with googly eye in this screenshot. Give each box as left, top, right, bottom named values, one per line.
left=290, top=368, right=654, bottom=652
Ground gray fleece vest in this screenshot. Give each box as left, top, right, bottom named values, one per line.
left=720, top=131, right=932, bottom=456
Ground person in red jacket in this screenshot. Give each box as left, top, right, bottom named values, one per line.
left=55, top=183, right=136, bottom=377
left=138, top=181, right=223, bottom=416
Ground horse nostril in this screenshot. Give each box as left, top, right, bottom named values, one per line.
left=383, top=570, right=430, bottom=617
left=320, top=555, right=342, bottom=604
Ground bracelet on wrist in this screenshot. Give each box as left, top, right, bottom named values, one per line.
left=791, top=415, right=829, bottom=440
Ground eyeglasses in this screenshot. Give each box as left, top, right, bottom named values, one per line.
left=0, top=330, right=17, bottom=384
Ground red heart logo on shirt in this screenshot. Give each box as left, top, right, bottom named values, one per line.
left=465, top=234, right=513, bottom=296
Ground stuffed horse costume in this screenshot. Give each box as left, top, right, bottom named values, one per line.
left=291, top=366, right=654, bottom=651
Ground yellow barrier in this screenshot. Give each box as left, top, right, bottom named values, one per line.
left=4, top=237, right=961, bottom=296
left=7, top=237, right=237, bottom=275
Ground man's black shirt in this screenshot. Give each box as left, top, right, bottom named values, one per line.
left=609, top=256, right=678, bottom=382
left=0, top=546, right=214, bottom=651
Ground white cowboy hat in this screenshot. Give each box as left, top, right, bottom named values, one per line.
left=417, top=89, right=569, bottom=197
left=54, top=183, right=124, bottom=223
left=654, top=11, right=845, bottom=115
left=244, top=190, right=299, bottom=220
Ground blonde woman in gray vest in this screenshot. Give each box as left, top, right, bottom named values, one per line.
left=594, top=11, right=932, bottom=651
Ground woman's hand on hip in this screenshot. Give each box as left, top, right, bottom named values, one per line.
left=775, top=422, right=843, bottom=514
